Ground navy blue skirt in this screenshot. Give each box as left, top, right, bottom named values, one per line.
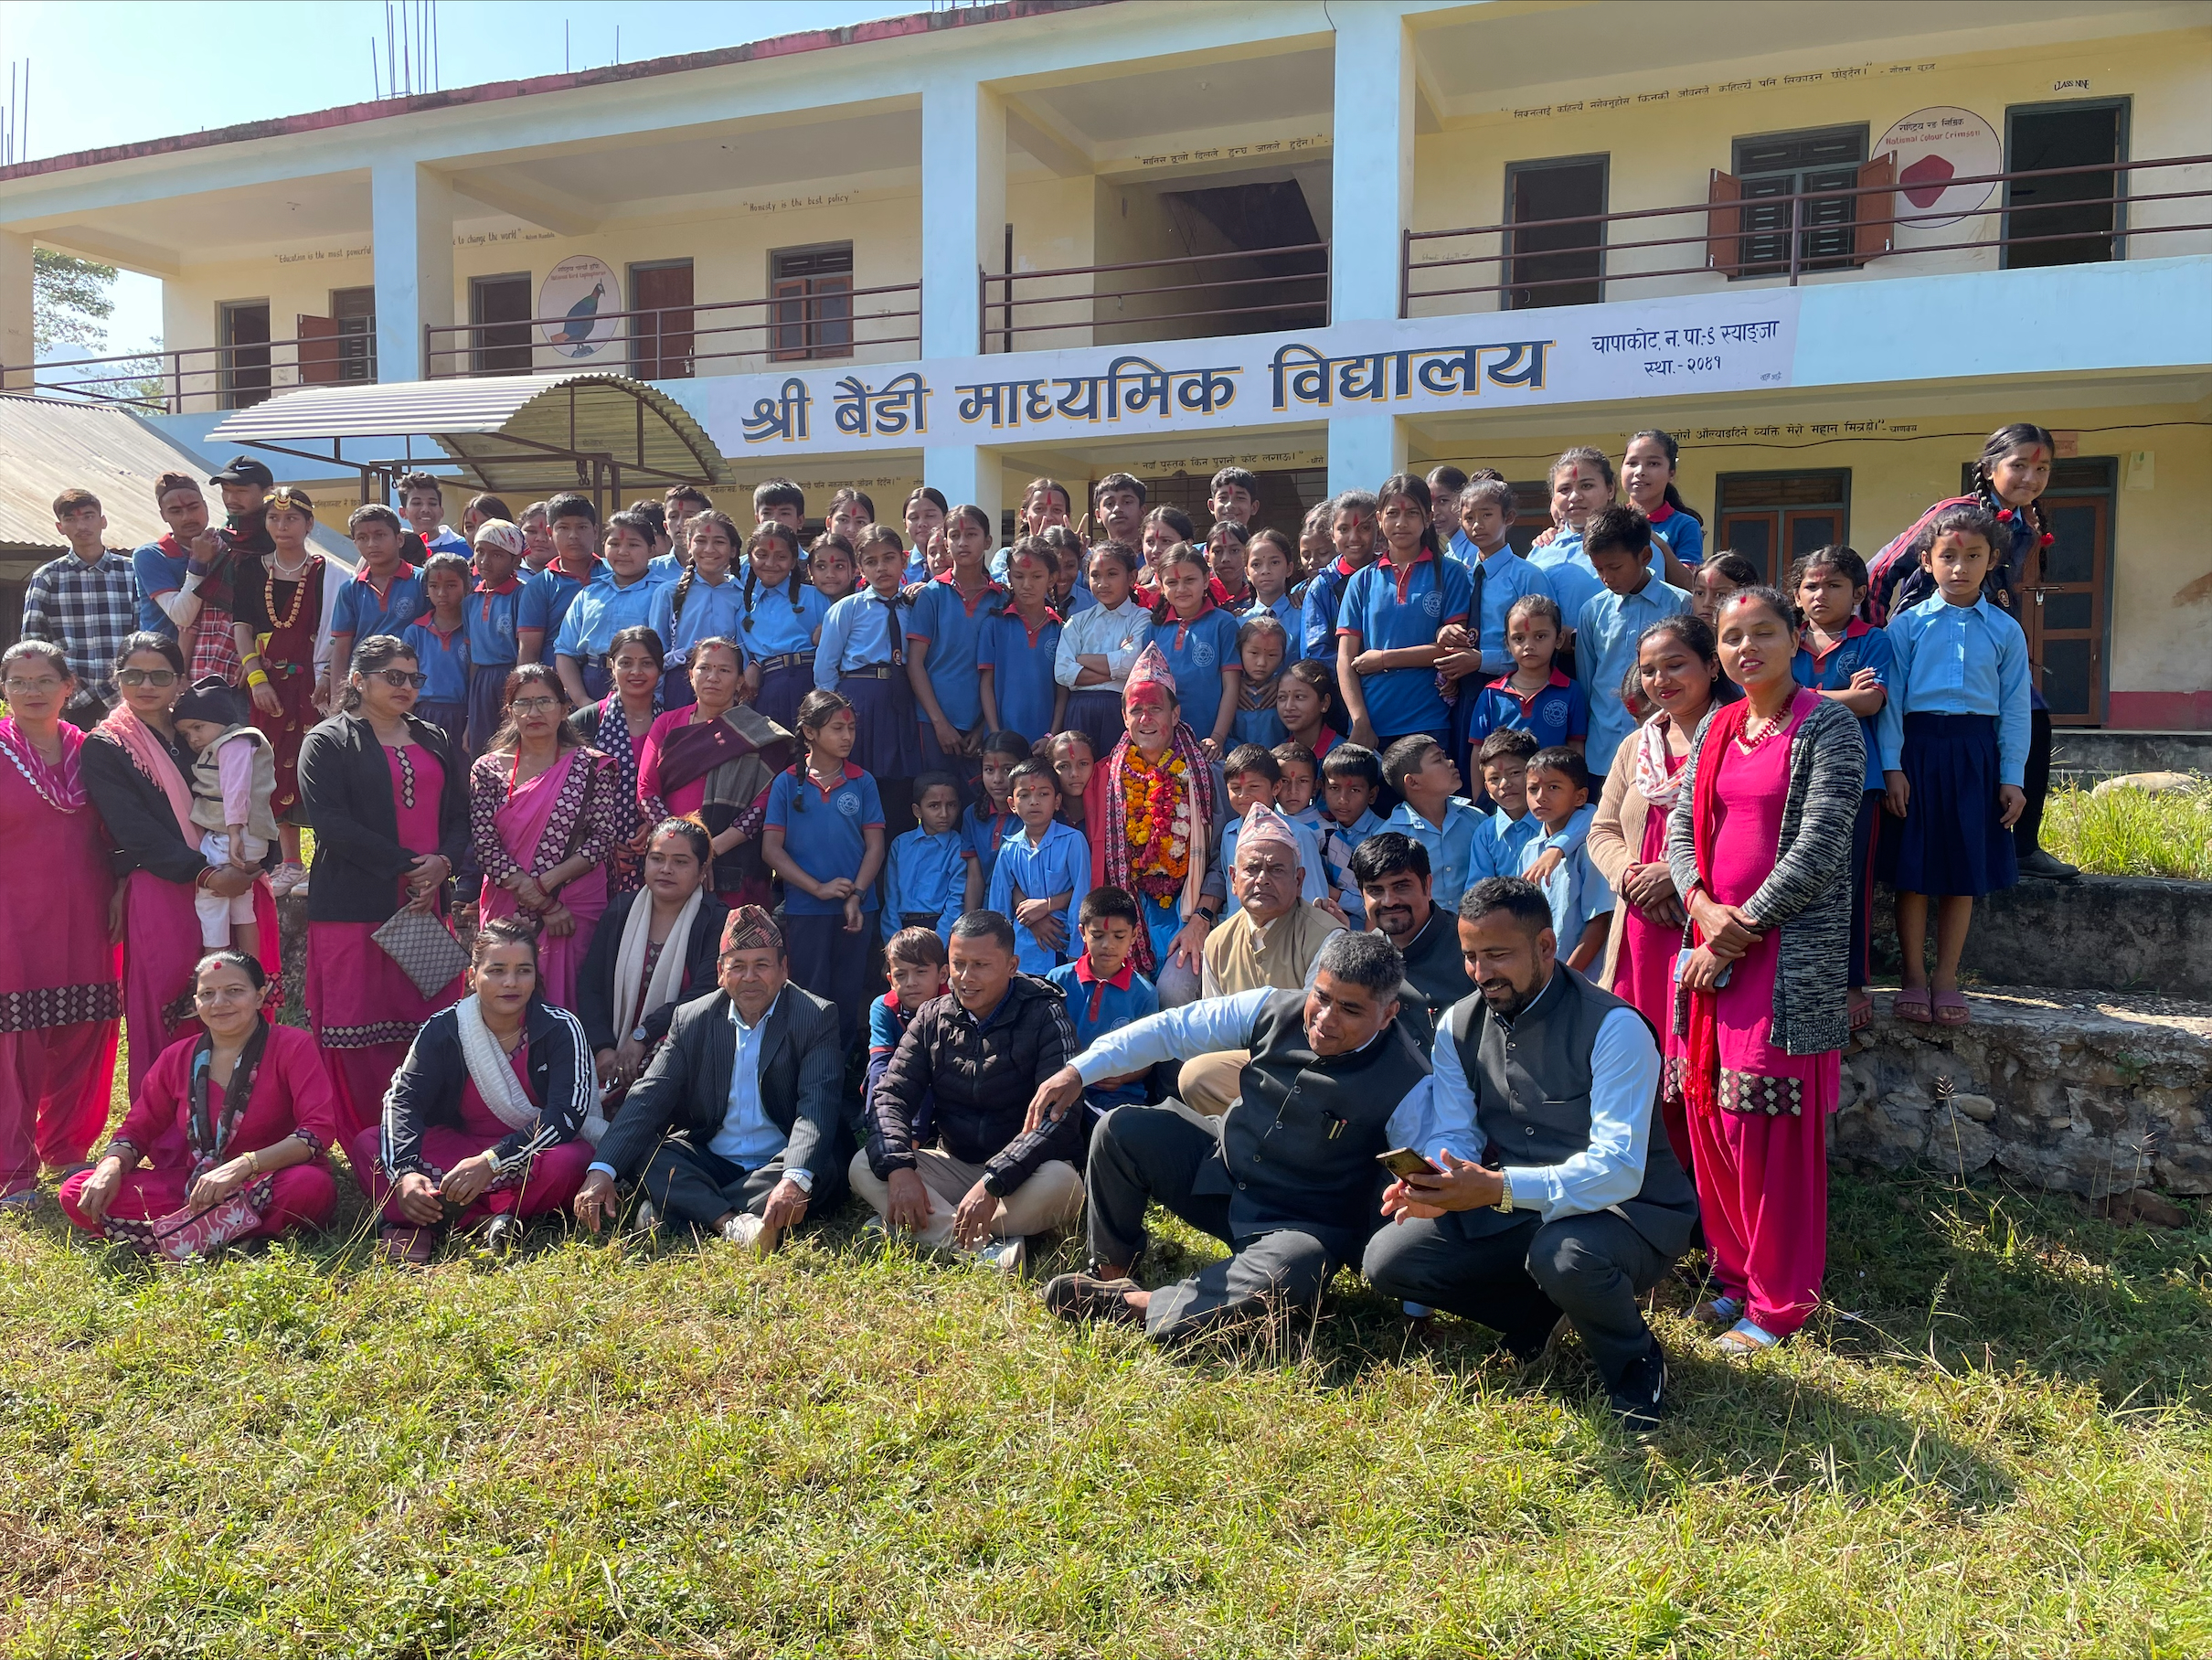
left=466, top=662, right=513, bottom=753
left=1892, top=711, right=2017, bottom=899
left=1063, top=686, right=1124, bottom=760
left=753, top=661, right=814, bottom=734
left=840, top=668, right=920, bottom=781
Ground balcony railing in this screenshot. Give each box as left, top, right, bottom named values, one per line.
left=982, top=241, right=1330, bottom=352
left=2, top=331, right=375, bottom=415
left=425, top=283, right=921, bottom=380
left=1403, top=153, right=2212, bottom=314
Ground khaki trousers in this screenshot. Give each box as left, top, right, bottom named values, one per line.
left=848, top=1147, right=1085, bottom=1248
left=1177, top=1049, right=1250, bottom=1118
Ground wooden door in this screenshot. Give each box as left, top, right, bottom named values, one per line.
left=631, top=261, right=694, bottom=378
left=296, top=314, right=340, bottom=385
left=2033, top=494, right=2110, bottom=724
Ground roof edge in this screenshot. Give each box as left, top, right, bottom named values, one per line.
left=0, top=0, right=1114, bottom=186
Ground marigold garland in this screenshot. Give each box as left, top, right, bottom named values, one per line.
left=1119, top=745, right=1192, bottom=894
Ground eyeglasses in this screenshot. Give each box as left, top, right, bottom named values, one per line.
left=2, top=676, right=65, bottom=695
left=509, top=697, right=559, bottom=714
left=117, top=668, right=178, bottom=687
left=371, top=669, right=430, bottom=689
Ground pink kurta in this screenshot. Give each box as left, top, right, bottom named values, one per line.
left=1611, top=754, right=1689, bottom=1171
left=1677, top=692, right=1837, bottom=1339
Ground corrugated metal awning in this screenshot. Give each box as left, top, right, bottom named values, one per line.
left=204, top=371, right=730, bottom=495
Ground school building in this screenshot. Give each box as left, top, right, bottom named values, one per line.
left=1, top=0, right=2206, bottom=724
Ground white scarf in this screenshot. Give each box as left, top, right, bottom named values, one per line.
left=1632, top=714, right=1688, bottom=813
left=613, top=888, right=703, bottom=1046
left=456, top=993, right=609, bottom=1146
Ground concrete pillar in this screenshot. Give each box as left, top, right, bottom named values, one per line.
left=1327, top=411, right=1406, bottom=499
left=1329, top=5, right=1414, bottom=325
left=920, top=75, right=1005, bottom=360
left=0, top=229, right=34, bottom=390
left=924, top=443, right=1005, bottom=533
left=370, top=161, right=455, bottom=382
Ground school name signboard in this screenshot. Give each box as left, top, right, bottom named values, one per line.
left=687, top=289, right=1801, bottom=457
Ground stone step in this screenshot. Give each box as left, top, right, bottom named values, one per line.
left=1836, top=987, right=2212, bottom=1201
left=1873, top=875, right=2212, bottom=1002
left=2049, top=728, right=2212, bottom=782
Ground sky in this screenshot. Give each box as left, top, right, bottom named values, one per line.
left=2, top=0, right=926, bottom=352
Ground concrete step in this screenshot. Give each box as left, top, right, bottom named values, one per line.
left=2049, top=729, right=2212, bottom=782
left=1837, top=987, right=2212, bottom=1201
left=1873, top=875, right=2212, bottom=1002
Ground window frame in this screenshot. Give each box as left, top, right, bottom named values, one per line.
left=1500, top=152, right=1610, bottom=310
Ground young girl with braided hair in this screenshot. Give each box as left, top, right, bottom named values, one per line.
left=737, top=521, right=827, bottom=733
left=647, top=509, right=743, bottom=710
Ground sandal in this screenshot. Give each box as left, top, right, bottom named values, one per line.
left=1711, top=1317, right=1781, bottom=1357
left=1848, top=992, right=1875, bottom=1032
left=1892, top=987, right=1933, bottom=1024
left=1933, top=990, right=1971, bottom=1027
left=378, top=1224, right=440, bottom=1267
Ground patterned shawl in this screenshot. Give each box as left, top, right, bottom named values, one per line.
left=1099, top=720, right=1218, bottom=975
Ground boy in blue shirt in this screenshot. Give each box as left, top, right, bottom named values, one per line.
left=880, top=773, right=968, bottom=943
left=328, top=504, right=428, bottom=683
left=1045, top=885, right=1160, bottom=1120
left=987, top=760, right=1090, bottom=974
left=402, top=553, right=473, bottom=749
left=517, top=493, right=603, bottom=665
left=553, top=507, right=662, bottom=704
left=869, top=927, right=949, bottom=1142
left=1382, top=734, right=1493, bottom=910
left=399, top=471, right=471, bottom=559
left=1218, top=744, right=1329, bottom=917
left=1573, top=505, right=1690, bottom=774
left=1473, top=729, right=1545, bottom=871
left=1519, top=747, right=1612, bottom=973
left=465, top=520, right=526, bottom=751
left=960, top=731, right=1026, bottom=910
left=1318, top=742, right=1388, bottom=927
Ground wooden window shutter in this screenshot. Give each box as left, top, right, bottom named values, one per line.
left=296, top=314, right=340, bottom=385
left=1854, top=151, right=1896, bottom=263
left=770, top=275, right=808, bottom=362
left=1707, top=169, right=1742, bottom=276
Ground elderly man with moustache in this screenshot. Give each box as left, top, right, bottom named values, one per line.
left=1362, top=876, right=1698, bottom=1430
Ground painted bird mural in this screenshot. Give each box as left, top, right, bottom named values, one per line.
left=556, top=281, right=607, bottom=356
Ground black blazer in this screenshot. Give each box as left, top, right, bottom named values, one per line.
left=379, top=997, right=597, bottom=1181
left=295, top=711, right=471, bottom=923
left=594, top=984, right=845, bottom=1185
left=81, top=725, right=214, bottom=885
left=574, top=888, right=730, bottom=1053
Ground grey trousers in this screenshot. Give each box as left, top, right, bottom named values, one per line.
left=1361, top=1208, right=1670, bottom=1387
left=1085, top=1101, right=1339, bottom=1342
left=637, top=1142, right=845, bottom=1232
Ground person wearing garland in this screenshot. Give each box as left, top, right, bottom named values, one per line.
left=230, top=486, right=338, bottom=896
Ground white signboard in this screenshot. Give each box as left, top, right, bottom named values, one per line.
left=1877, top=107, right=2003, bottom=229
left=537, top=255, right=621, bottom=360
left=690, top=289, right=1803, bottom=457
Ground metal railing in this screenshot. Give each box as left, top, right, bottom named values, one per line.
left=982, top=240, right=1330, bottom=351
left=2, top=332, right=375, bottom=415
left=424, top=283, right=921, bottom=379
left=1403, top=153, right=2212, bottom=314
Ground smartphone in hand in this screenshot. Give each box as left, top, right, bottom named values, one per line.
left=1377, top=1147, right=1441, bottom=1180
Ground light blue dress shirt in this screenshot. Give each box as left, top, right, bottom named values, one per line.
left=1575, top=576, right=1692, bottom=774
left=1518, top=803, right=1611, bottom=944
left=1877, top=592, right=2034, bottom=785
left=1385, top=795, right=1494, bottom=910
left=1484, top=806, right=1541, bottom=871
left=1426, top=981, right=1662, bottom=1221
left=986, top=817, right=1091, bottom=974
left=553, top=571, right=662, bottom=662
left=710, top=999, right=792, bottom=1169
left=814, top=589, right=906, bottom=686
left=1068, top=987, right=1482, bottom=1165
left=646, top=571, right=746, bottom=666
left=1447, top=534, right=1558, bottom=674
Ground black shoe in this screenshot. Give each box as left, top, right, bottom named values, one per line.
left=1607, top=1337, right=1669, bottom=1432
left=483, top=1214, right=521, bottom=1258
left=1042, top=1272, right=1145, bottom=1328
left=2017, top=847, right=2079, bottom=881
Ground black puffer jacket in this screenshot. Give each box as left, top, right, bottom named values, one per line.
left=866, top=974, right=1080, bottom=1197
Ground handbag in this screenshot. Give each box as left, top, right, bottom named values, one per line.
left=372, top=904, right=469, bottom=999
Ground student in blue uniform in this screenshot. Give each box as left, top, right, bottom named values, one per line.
left=402, top=553, right=473, bottom=748
left=1573, top=505, right=1691, bottom=775
left=1242, top=527, right=1302, bottom=634
left=868, top=927, right=949, bottom=1136
left=1231, top=613, right=1291, bottom=750
left=1622, top=430, right=1707, bottom=567
left=1044, top=885, right=1160, bottom=1123
left=816, top=523, right=920, bottom=834
left=646, top=509, right=745, bottom=711
left=464, top=519, right=526, bottom=753
left=1518, top=746, right=1611, bottom=974
left=516, top=493, right=603, bottom=665
left=977, top=539, right=1066, bottom=746
left=1145, top=540, right=1241, bottom=757
left=960, top=729, right=1028, bottom=912
left=1381, top=733, right=1493, bottom=910
left=1460, top=591, right=1589, bottom=771
left=1337, top=473, right=1474, bottom=758
left=905, top=502, right=1004, bottom=782
left=328, top=504, right=429, bottom=681
left=1318, top=742, right=1388, bottom=926
left=734, top=522, right=829, bottom=735
left=1299, top=490, right=1377, bottom=662
left=987, top=760, right=1090, bottom=974
left=553, top=507, right=663, bottom=705
left=879, top=772, right=968, bottom=943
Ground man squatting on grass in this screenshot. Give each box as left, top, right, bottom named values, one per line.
left=1027, top=877, right=1696, bottom=1429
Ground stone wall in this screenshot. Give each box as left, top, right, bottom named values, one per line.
left=1872, top=876, right=2212, bottom=1002
left=1835, top=990, right=2212, bottom=1199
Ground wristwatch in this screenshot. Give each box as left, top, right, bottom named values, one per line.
left=1195, top=905, right=1220, bottom=925
left=630, top=1024, right=651, bottom=1044
left=1494, top=1170, right=1515, bottom=1214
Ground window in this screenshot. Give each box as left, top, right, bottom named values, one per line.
left=218, top=301, right=271, bottom=409
left=2005, top=101, right=2129, bottom=269
left=1506, top=480, right=1551, bottom=558
left=1712, top=471, right=1850, bottom=583
left=629, top=261, right=695, bottom=379
left=470, top=273, right=533, bottom=375
left=333, top=286, right=377, bottom=382
left=771, top=243, right=853, bottom=362
left=1504, top=156, right=1607, bottom=309
left=1711, top=126, right=1884, bottom=278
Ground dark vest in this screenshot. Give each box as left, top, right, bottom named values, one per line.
left=1392, top=905, right=1475, bottom=1052
left=1445, top=964, right=1697, bottom=1255
left=1204, top=988, right=1432, bottom=1258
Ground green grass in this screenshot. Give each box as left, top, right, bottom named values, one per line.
left=4, top=1134, right=2211, bottom=1657
left=2043, top=779, right=2212, bottom=882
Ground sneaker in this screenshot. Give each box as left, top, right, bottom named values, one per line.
left=961, top=1235, right=1025, bottom=1275
left=482, top=1214, right=520, bottom=1258
left=1607, top=1337, right=1669, bottom=1432
left=719, top=1213, right=773, bottom=1255
left=1042, top=1271, right=1145, bottom=1327
left=1692, top=1294, right=1744, bottom=1329
left=2017, top=847, right=2079, bottom=881
left=271, top=862, right=307, bottom=899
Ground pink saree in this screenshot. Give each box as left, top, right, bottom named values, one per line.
left=475, top=746, right=611, bottom=1011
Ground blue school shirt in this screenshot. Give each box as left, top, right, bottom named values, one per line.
left=554, top=572, right=662, bottom=663
left=1386, top=795, right=1493, bottom=910
left=906, top=575, right=1004, bottom=732
left=1299, top=556, right=1366, bottom=662
left=1529, top=529, right=1670, bottom=630
left=763, top=761, right=883, bottom=916
left=1320, top=805, right=1388, bottom=926
left=1146, top=604, right=1243, bottom=744
left=1648, top=505, right=1704, bottom=566
left=400, top=620, right=470, bottom=703
left=518, top=561, right=601, bottom=644
left=466, top=579, right=523, bottom=667
left=1575, top=576, right=1692, bottom=774
left=1046, top=956, right=1160, bottom=1112
left=418, top=527, right=471, bottom=559
left=1231, top=685, right=1289, bottom=750
left=734, top=574, right=829, bottom=663
left=1519, top=803, right=1612, bottom=944
left=1247, top=591, right=1300, bottom=635
left=647, top=572, right=746, bottom=667
left=1337, top=551, right=1475, bottom=740
left=814, top=589, right=907, bottom=686
left=1794, top=621, right=1895, bottom=793
left=1217, top=814, right=1331, bottom=918
left=1464, top=670, right=1590, bottom=753
left=987, top=817, right=1091, bottom=974
left=646, top=551, right=686, bottom=585
left=1446, top=535, right=1558, bottom=671
left=332, top=562, right=429, bottom=644
left=962, top=800, right=1016, bottom=889
left=1061, top=583, right=1098, bottom=617
left=1485, top=806, right=1540, bottom=871
left=879, top=825, right=968, bottom=942
left=977, top=609, right=1064, bottom=743
left=1877, top=593, right=2033, bottom=784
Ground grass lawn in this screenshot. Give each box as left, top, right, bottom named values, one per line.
left=4, top=1118, right=2210, bottom=1657
left=2042, top=780, right=2212, bottom=882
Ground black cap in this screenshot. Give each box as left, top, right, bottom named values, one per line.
left=209, top=456, right=274, bottom=488
left=173, top=675, right=239, bottom=728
